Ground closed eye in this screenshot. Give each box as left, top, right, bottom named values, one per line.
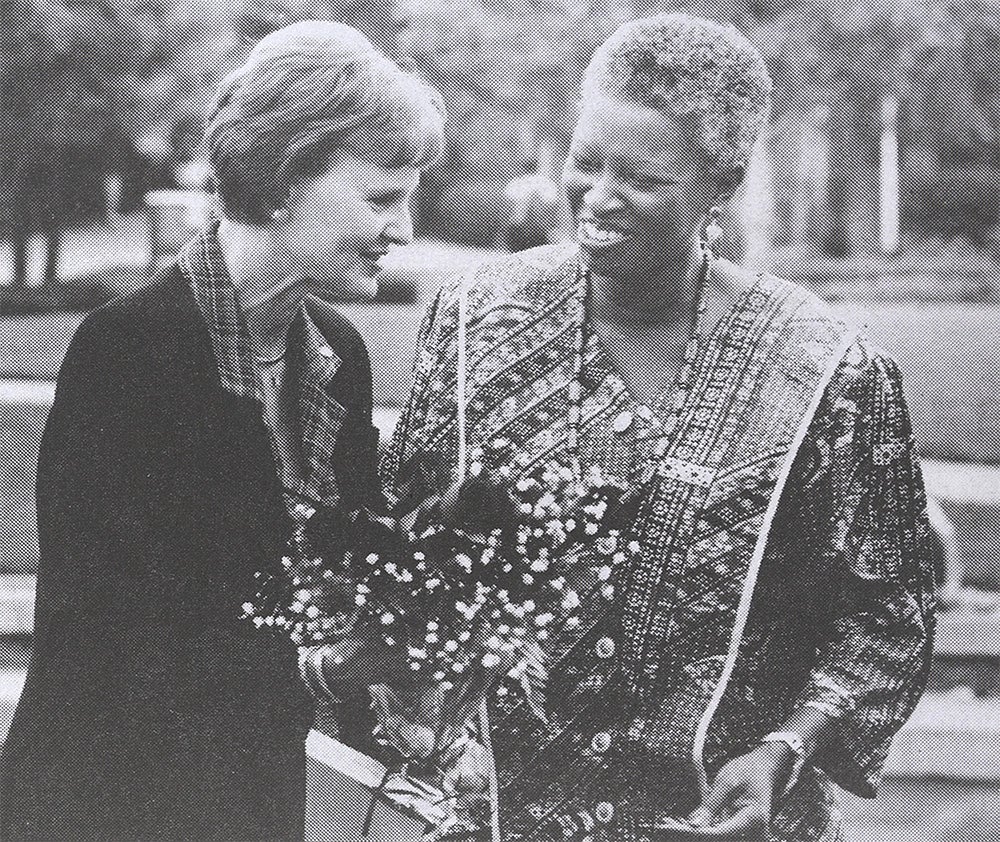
left=369, top=192, right=405, bottom=208
left=569, top=153, right=599, bottom=174
left=628, top=173, right=679, bottom=191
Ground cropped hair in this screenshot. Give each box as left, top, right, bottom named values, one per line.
left=581, top=13, right=772, bottom=178
left=206, top=21, right=445, bottom=224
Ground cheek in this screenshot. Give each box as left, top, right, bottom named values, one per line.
left=637, top=196, right=699, bottom=237
left=298, top=204, right=368, bottom=253
left=323, top=199, right=366, bottom=240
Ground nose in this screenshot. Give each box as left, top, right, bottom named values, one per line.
left=383, top=206, right=414, bottom=246
left=581, top=172, right=623, bottom=216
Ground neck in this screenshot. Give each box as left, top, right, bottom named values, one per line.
left=589, top=240, right=707, bottom=326
left=217, top=218, right=300, bottom=359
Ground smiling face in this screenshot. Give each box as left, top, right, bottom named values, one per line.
left=562, top=94, right=723, bottom=282
left=274, top=152, right=422, bottom=301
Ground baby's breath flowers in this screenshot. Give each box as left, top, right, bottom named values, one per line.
left=243, top=437, right=639, bottom=726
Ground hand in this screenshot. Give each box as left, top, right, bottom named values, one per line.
left=653, top=744, right=793, bottom=841
left=395, top=492, right=442, bottom=537
left=394, top=472, right=519, bottom=538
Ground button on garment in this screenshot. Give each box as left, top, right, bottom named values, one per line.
left=595, top=637, right=615, bottom=659
left=613, top=410, right=634, bottom=432
left=590, top=732, right=612, bottom=753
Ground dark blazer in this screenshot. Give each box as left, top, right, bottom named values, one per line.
left=0, top=265, right=379, bottom=841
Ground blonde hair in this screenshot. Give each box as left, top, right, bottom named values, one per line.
left=582, top=13, right=771, bottom=178
left=206, top=21, right=445, bottom=224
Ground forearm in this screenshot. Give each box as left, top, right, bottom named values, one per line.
left=779, top=703, right=840, bottom=759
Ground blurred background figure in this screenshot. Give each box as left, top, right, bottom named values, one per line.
left=502, top=152, right=560, bottom=251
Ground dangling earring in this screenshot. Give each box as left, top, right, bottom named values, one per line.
left=704, top=206, right=723, bottom=248
left=271, top=207, right=290, bottom=223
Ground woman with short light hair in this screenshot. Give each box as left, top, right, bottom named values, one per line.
left=0, top=21, right=444, bottom=841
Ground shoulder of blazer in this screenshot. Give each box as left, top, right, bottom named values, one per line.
left=69, top=262, right=218, bottom=393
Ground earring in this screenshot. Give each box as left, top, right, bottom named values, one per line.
left=704, top=206, right=723, bottom=247
left=271, top=207, right=290, bottom=222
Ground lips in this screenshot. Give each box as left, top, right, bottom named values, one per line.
left=359, top=247, right=390, bottom=272
left=576, top=218, right=631, bottom=249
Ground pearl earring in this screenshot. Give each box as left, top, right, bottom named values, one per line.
left=271, top=207, right=289, bottom=222
left=704, top=206, right=723, bottom=247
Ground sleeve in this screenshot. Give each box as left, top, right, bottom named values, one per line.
left=31, top=313, right=136, bottom=655
left=1, top=313, right=124, bottom=842
left=793, top=346, right=937, bottom=796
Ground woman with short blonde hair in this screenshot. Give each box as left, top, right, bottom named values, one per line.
left=0, top=21, right=444, bottom=842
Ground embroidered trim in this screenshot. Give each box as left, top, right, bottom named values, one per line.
left=814, top=672, right=854, bottom=699
left=803, top=700, right=847, bottom=719
left=691, top=329, right=861, bottom=801
left=873, top=440, right=905, bottom=465
left=657, top=457, right=717, bottom=488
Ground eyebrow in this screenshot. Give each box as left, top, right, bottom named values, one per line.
left=569, top=141, right=689, bottom=181
left=628, top=155, right=684, bottom=172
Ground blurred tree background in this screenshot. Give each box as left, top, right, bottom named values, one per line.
left=3, top=0, right=1000, bottom=289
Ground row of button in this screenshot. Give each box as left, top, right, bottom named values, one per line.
left=590, top=635, right=617, bottom=828
left=530, top=637, right=619, bottom=838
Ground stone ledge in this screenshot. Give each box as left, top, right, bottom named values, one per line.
left=884, top=691, right=1000, bottom=781
left=935, top=607, right=1000, bottom=657
left=0, top=576, right=34, bottom=635
left=922, top=460, right=1000, bottom=504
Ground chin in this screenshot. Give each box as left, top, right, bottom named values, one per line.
left=583, top=241, right=676, bottom=282
left=578, top=242, right=629, bottom=278
left=304, top=270, right=374, bottom=302
left=334, top=281, right=379, bottom=302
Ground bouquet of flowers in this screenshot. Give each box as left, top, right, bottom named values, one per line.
left=243, top=437, right=640, bottom=837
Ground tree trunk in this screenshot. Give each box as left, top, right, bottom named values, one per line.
left=825, top=89, right=881, bottom=258
left=43, top=225, right=61, bottom=286
left=41, top=150, right=65, bottom=286
left=9, top=183, right=31, bottom=287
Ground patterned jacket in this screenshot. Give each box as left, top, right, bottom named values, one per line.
left=384, top=245, right=936, bottom=842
